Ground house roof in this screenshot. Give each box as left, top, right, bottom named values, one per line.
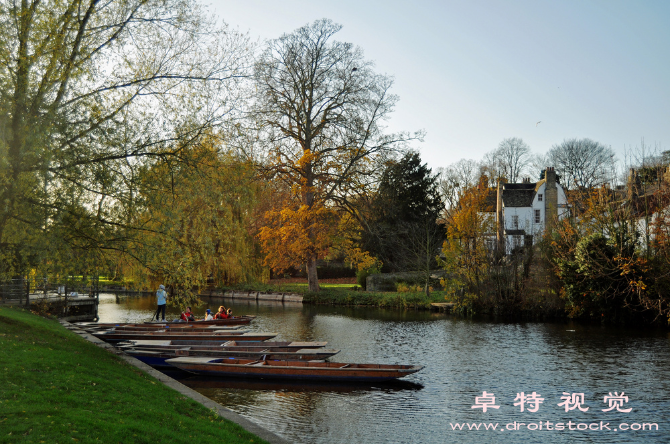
left=502, top=183, right=536, bottom=207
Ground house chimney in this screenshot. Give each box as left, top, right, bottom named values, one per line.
left=545, top=167, right=558, bottom=230
left=496, top=178, right=505, bottom=254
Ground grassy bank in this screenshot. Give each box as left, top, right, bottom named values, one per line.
left=302, top=288, right=447, bottom=309
left=0, top=307, right=266, bottom=444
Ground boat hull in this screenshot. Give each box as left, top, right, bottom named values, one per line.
left=93, top=331, right=277, bottom=343
left=166, top=357, right=424, bottom=382
left=126, top=348, right=340, bottom=368
left=118, top=340, right=328, bottom=348
left=145, top=316, right=254, bottom=326
left=78, top=323, right=245, bottom=332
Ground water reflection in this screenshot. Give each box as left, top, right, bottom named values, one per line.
left=97, top=294, right=670, bottom=443
left=179, top=375, right=424, bottom=393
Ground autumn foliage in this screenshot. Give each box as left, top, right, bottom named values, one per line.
left=551, top=186, right=670, bottom=323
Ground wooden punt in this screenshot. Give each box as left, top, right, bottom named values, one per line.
left=166, top=357, right=424, bottom=382
left=122, top=346, right=340, bottom=368
left=145, top=316, right=255, bottom=326
left=92, top=330, right=277, bottom=343
left=118, top=339, right=328, bottom=349
left=80, top=324, right=246, bottom=333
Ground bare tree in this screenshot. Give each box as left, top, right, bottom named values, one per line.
left=530, top=152, right=550, bottom=180
left=438, top=158, right=480, bottom=217
left=252, top=19, right=421, bottom=291
left=548, top=138, right=617, bottom=190
left=481, top=137, right=532, bottom=183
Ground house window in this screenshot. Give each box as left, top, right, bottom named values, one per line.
left=538, top=194, right=543, bottom=202
left=512, top=215, right=519, bottom=229
left=534, top=209, right=541, bottom=224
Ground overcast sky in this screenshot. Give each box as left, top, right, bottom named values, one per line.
left=211, top=0, right=670, bottom=174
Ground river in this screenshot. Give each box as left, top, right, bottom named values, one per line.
left=97, top=293, right=670, bottom=443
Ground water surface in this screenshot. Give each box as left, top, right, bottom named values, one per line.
left=98, top=293, right=670, bottom=443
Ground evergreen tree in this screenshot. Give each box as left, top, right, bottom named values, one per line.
left=362, top=152, right=444, bottom=274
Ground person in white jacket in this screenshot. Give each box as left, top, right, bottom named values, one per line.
left=204, top=309, right=213, bottom=321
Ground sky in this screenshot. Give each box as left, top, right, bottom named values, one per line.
left=210, top=0, right=670, bottom=172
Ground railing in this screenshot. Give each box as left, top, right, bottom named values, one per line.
left=0, top=276, right=101, bottom=304
left=0, top=278, right=29, bottom=305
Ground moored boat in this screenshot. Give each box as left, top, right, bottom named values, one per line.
left=166, top=357, right=424, bottom=382
left=122, top=345, right=340, bottom=368
left=79, top=324, right=245, bottom=333
left=92, top=330, right=277, bottom=343
left=118, top=339, right=328, bottom=349
left=145, top=316, right=255, bottom=326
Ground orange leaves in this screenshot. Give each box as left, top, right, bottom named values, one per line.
left=258, top=202, right=338, bottom=273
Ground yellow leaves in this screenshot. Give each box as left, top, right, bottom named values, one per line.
left=259, top=202, right=338, bottom=272
left=344, top=247, right=381, bottom=272
left=130, top=140, right=262, bottom=291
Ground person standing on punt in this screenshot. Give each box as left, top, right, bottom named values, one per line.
left=154, top=284, right=168, bottom=322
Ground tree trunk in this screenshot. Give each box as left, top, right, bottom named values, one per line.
left=306, top=255, right=319, bottom=292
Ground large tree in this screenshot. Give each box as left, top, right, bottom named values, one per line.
left=481, top=137, right=532, bottom=183
left=361, top=152, right=443, bottom=274
left=128, top=139, right=262, bottom=307
left=253, top=19, right=419, bottom=291
left=0, top=0, right=249, bottom=278
left=548, top=138, right=617, bottom=191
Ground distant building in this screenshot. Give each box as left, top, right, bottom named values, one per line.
left=484, top=167, right=570, bottom=254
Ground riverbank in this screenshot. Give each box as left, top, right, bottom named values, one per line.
left=221, top=280, right=447, bottom=309
left=0, top=307, right=270, bottom=444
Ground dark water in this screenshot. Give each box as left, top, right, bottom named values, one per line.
left=98, top=293, right=670, bottom=443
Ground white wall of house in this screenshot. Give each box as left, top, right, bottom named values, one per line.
left=529, top=182, right=569, bottom=231
left=503, top=207, right=533, bottom=231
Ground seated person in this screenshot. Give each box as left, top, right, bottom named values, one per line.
left=180, top=306, right=195, bottom=322
left=203, top=309, right=213, bottom=321
left=214, top=306, right=229, bottom=320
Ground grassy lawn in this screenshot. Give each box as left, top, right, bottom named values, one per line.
left=0, top=307, right=267, bottom=444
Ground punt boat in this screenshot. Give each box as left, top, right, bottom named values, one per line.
left=121, top=345, right=340, bottom=368
left=92, top=330, right=277, bottom=343
left=166, top=357, right=424, bottom=382
left=118, top=339, right=328, bottom=349
left=79, top=324, right=246, bottom=333
left=145, top=316, right=255, bottom=326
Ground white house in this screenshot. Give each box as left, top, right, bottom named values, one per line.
left=486, top=167, right=569, bottom=254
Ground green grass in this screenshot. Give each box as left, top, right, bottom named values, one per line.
left=0, top=307, right=267, bottom=444
left=221, top=283, right=446, bottom=309
left=301, top=288, right=447, bottom=309
left=222, top=282, right=358, bottom=293
left=268, top=283, right=355, bottom=289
